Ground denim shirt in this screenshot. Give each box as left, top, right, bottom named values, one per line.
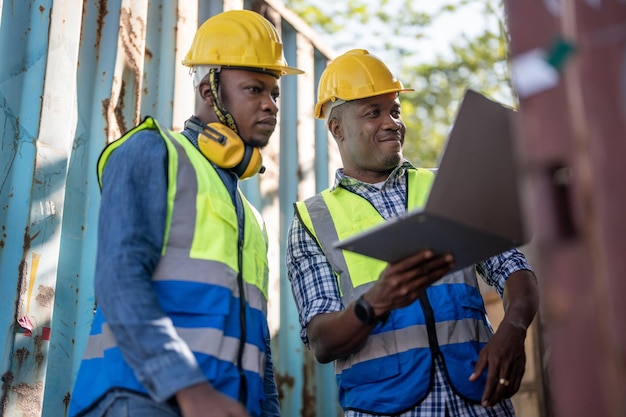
left=94, top=123, right=280, bottom=416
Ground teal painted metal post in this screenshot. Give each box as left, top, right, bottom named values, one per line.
left=0, top=2, right=54, bottom=415
left=276, top=23, right=307, bottom=417
left=314, top=52, right=330, bottom=194
left=44, top=1, right=124, bottom=415
left=141, top=0, right=178, bottom=126
left=312, top=50, right=341, bottom=417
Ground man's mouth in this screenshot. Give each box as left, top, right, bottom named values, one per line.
left=379, top=134, right=402, bottom=143
left=257, top=118, right=277, bottom=130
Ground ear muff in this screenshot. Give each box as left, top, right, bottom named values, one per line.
left=232, top=144, right=265, bottom=179
left=185, top=118, right=265, bottom=179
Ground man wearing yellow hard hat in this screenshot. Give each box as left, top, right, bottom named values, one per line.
left=70, top=10, right=303, bottom=417
left=287, top=49, right=539, bottom=416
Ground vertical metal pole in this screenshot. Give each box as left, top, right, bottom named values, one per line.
left=276, top=22, right=306, bottom=417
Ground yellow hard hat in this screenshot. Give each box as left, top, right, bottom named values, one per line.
left=314, top=49, right=413, bottom=119
left=182, top=10, right=303, bottom=76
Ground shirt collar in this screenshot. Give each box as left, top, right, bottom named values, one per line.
left=330, top=159, right=416, bottom=191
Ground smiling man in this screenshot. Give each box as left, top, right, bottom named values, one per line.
left=286, top=49, right=539, bottom=417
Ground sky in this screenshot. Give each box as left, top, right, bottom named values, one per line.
left=306, top=0, right=499, bottom=75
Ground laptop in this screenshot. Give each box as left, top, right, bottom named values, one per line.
left=333, top=89, right=529, bottom=271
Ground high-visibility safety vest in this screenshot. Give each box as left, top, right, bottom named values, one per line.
left=70, top=117, right=270, bottom=417
left=294, top=168, right=494, bottom=414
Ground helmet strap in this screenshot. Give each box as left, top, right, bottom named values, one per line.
left=208, top=68, right=240, bottom=134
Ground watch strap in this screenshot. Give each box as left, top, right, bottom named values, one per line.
left=354, top=294, right=382, bottom=325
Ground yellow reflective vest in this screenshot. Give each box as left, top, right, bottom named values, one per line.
left=295, top=168, right=493, bottom=413
left=71, top=117, right=269, bottom=416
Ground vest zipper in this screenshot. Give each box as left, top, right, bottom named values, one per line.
left=418, top=292, right=441, bottom=357
left=236, top=219, right=248, bottom=406
left=233, top=186, right=248, bottom=406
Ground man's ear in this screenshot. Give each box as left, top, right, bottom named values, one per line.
left=197, top=83, right=215, bottom=106
left=328, top=118, right=343, bottom=141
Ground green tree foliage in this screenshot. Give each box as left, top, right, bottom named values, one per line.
left=286, top=0, right=515, bottom=167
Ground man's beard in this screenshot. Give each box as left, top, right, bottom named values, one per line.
left=381, top=152, right=402, bottom=168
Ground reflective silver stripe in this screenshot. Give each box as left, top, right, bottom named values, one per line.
left=301, top=195, right=356, bottom=300
left=177, top=327, right=264, bottom=376
left=153, top=254, right=267, bottom=314
left=82, top=324, right=117, bottom=360
left=433, top=267, right=479, bottom=289
left=335, top=323, right=429, bottom=373
left=242, top=281, right=267, bottom=315
left=335, top=318, right=492, bottom=373
left=245, top=196, right=267, bottom=246
left=153, top=254, right=238, bottom=285
left=82, top=324, right=265, bottom=377
left=162, top=131, right=200, bottom=250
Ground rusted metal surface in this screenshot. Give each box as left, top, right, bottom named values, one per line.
left=0, top=0, right=337, bottom=416
left=505, top=1, right=626, bottom=416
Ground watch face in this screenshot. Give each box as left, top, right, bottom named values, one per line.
left=355, top=297, right=374, bottom=324
left=355, top=302, right=368, bottom=322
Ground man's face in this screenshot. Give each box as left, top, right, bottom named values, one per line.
left=332, top=93, right=406, bottom=182
left=218, top=69, right=280, bottom=148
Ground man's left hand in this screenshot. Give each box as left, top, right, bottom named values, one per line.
left=468, top=320, right=528, bottom=408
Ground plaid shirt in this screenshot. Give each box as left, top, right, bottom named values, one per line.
left=286, top=161, right=531, bottom=417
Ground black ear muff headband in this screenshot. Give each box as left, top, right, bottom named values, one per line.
left=208, top=68, right=239, bottom=133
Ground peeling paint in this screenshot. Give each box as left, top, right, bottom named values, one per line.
left=302, top=357, right=315, bottom=417
left=1, top=371, right=15, bottom=415
left=15, top=348, right=30, bottom=368
left=35, top=351, right=45, bottom=370
left=13, top=381, right=43, bottom=417
left=94, top=0, right=109, bottom=55
left=35, top=285, right=54, bottom=308
left=64, top=391, right=71, bottom=410
left=16, top=260, right=28, bottom=322
left=275, top=370, right=294, bottom=402
left=38, top=199, right=57, bottom=216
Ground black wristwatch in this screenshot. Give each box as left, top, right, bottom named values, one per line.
left=354, top=294, right=385, bottom=325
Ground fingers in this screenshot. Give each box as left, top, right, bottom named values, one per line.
left=471, top=335, right=528, bottom=408
left=378, top=251, right=454, bottom=306
left=486, top=374, right=516, bottom=407
left=389, top=251, right=454, bottom=284
left=398, top=249, right=437, bottom=267
left=479, top=356, right=525, bottom=408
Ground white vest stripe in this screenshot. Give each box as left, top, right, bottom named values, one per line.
left=153, top=255, right=266, bottom=314
left=335, top=317, right=492, bottom=373
left=82, top=324, right=265, bottom=376
left=301, top=195, right=356, bottom=299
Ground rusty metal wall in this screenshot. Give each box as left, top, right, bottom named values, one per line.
left=505, top=1, right=626, bottom=417
left=0, top=0, right=340, bottom=416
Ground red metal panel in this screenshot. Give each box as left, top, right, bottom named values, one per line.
left=505, top=1, right=626, bottom=416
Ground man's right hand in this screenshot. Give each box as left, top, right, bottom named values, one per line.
left=366, top=250, right=455, bottom=317
left=306, top=249, right=454, bottom=363
left=176, top=383, right=250, bottom=417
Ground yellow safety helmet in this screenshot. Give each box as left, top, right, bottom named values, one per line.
left=182, top=10, right=303, bottom=76
left=314, top=49, right=413, bottom=119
